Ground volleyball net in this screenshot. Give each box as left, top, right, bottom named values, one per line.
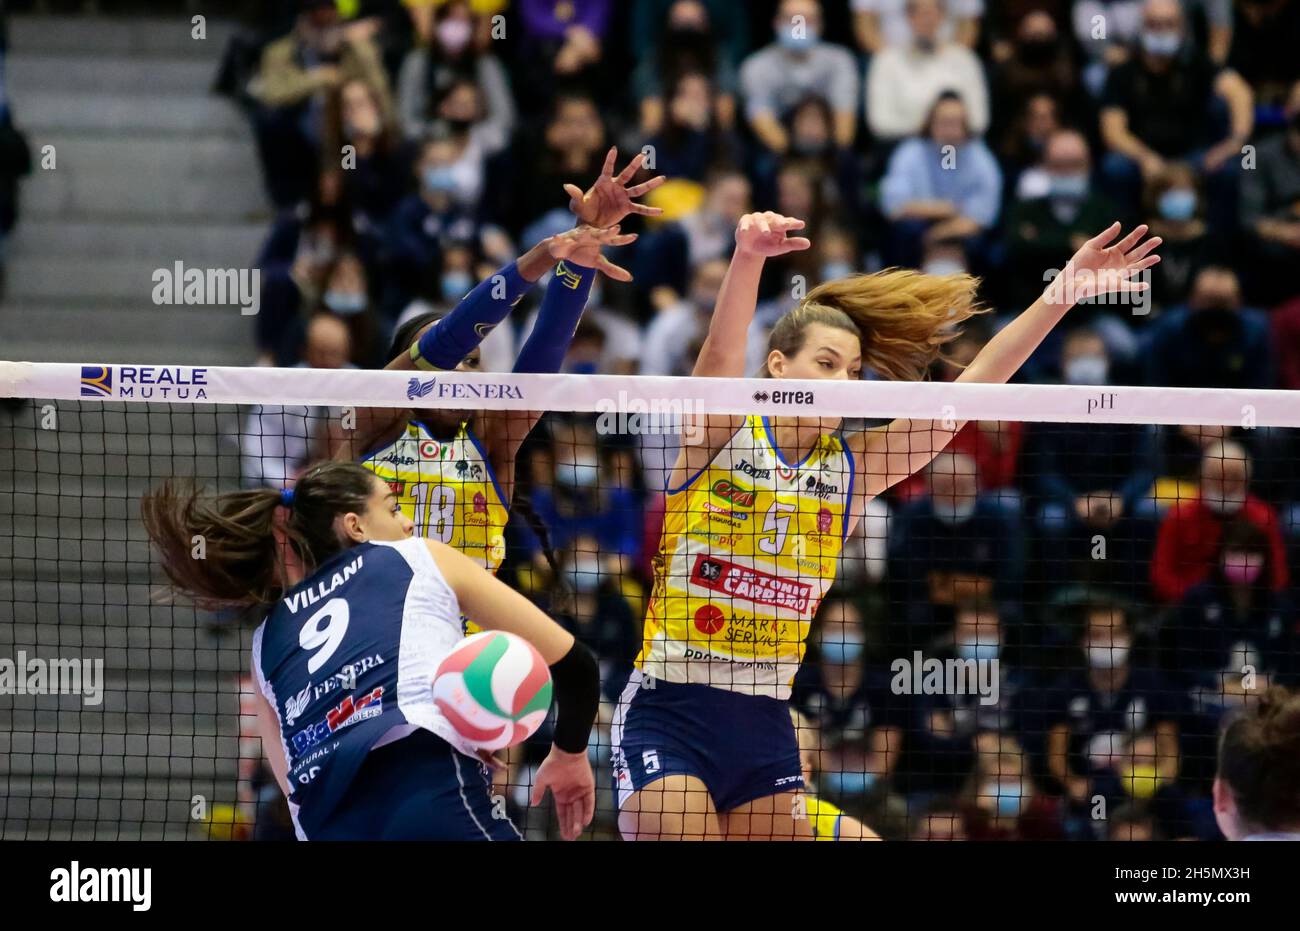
left=1, top=360, right=1298, bottom=840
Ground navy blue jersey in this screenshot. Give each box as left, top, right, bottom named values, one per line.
left=252, top=537, right=471, bottom=838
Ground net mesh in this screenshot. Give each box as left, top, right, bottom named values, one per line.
left=1, top=364, right=1298, bottom=841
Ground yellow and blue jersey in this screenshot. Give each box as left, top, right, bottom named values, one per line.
left=806, top=795, right=847, bottom=840
left=637, top=416, right=854, bottom=698
left=360, top=420, right=508, bottom=632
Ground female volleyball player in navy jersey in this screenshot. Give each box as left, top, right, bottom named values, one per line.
left=141, top=460, right=600, bottom=841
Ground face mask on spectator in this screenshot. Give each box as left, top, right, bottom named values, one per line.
left=1158, top=188, right=1197, bottom=222
left=820, top=637, right=864, bottom=664
left=778, top=27, right=819, bottom=52
left=822, top=261, right=854, bottom=282
left=1048, top=173, right=1089, bottom=200
left=922, top=258, right=966, bottom=277
left=437, top=18, right=474, bottom=54
left=1063, top=354, right=1109, bottom=385
left=981, top=780, right=1026, bottom=818
left=820, top=769, right=875, bottom=797
left=1086, top=640, right=1130, bottom=669
left=1222, top=553, right=1264, bottom=586
left=441, top=271, right=473, bottom=302
left=1140, top=30, right=1181, bottom=57
left=557, top=456, right=599, bottom=488
left=932, top=498, right=977, bottom=526
left=323, top=290, right=366, bottom=315
left=422, top=166, right=459, bottom=194
left=956, top=635, right=999, bottom=662
left=568, top=554, right=602, bottom=592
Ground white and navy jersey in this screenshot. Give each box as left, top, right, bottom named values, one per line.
left=251, top=536, right=474, bottom=839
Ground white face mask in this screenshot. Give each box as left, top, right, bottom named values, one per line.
left=1063, top=354, right=1109, bottom=386
left=568, top=556, right=602, bottom=592
left=1086, top=643, right=1131, bottom=669
left=557, top=457, right=599, bottom=488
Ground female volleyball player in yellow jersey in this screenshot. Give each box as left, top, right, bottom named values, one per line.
left=327, top=150, right=662, bottom=584
left=612, top=212, right=1161, bottom=840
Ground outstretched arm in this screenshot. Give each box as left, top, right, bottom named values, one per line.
left=856, top=223, right=1162, bottom=498
left=693, top=211, right=810, bottom=379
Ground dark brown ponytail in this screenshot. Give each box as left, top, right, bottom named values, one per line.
left=1218, top=686, right=1300, bottom=832
left=141, top=460, right=377, bottom=609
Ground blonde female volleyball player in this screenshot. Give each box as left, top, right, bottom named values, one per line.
left=612, top=213, right=1161, bottom=840
left=328, top=150, right=661, bottom=584
left=142, top=461, right=600, bottom=841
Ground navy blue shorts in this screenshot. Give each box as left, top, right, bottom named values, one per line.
left=307, top=729, right=522, bottom=841
left=611, top=670, right=804, bottom=813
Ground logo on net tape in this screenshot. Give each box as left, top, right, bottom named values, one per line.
left=752, top=390, right=815, bottom=405
left=408, top=377, right=437, bottom=401
left=689, top=555, right=813, bottom=614
left=79, top=365, right=207, bottom=399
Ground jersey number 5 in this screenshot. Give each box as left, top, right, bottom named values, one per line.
left=758, top=501, right=796, bottom=555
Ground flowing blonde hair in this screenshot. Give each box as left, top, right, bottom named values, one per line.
left=766, top=267, right=989, bottom=381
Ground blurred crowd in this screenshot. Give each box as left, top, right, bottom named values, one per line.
left=219, top=0, right=1300, bottom=840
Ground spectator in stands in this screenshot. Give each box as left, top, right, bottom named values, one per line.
left=1226, top=0, right=1300, bottom=112
left=996, top=93, right=1064, bottom=202
left=249, top=0, right=395, bottom=207
left=403, top=0, right=510, bottom=48
left=642, top=257, right=730, bottom=376
left=635, top=166, right=751, bottom=304
left=1037, top=605, right=1185, bottom=836
left=491, top=91, right=608, bottom=238
left=1071, top=0, right=1144, bottom=96
left=554, top=531, right=640, bottom=702
left=396, top=0, right=515, bottom=151
left=796, top=599, right=905, bottom=809
left=633, top=0, right=745, bottom=135
left=241, top=312, right=353, bottom=489
left=879, top=92, right=1002, bottom=269
left=962, top=730, right=1063, bottom=840
left=1151, top=439, right=1290, bottom=603
left=1004, top=129, right=1120, bottom=312
left=514, top=0, right=612, bottom=110
left=988, top=10, right=1087, bottom=150
left=739, top=0, right=859, bottom=156
left=887, top=452, right=1026, bottom=644
left=852, top=0, right=983, bottom=53
left=641, top=71, right=743, bottom=184
left=1027, top=330, right=1154, bottom=586
left=1144, top=162, right=1216, bottom=309
left=865, top=0, right=990, bottom=143
left=1097, top=0, right=1253, bottom=224
left=1170, top=519, right=1294, bottom=687
left=907, top=601, right=1023, bottom=795
left=1239, top=78, right=1300, bottom=304
left=340, top=79, right=415, bottom=234
left=1140, top=266, right=1271, bottom=389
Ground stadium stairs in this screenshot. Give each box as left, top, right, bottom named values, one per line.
left=1, top=14, right=265, bottom=839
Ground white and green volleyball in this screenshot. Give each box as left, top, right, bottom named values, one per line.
left=433, top=630, right=553, bottom=751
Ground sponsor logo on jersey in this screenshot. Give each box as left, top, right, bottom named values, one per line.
left=472, top=491, right=487, bottom=513
left=312, top=653, right=386, bottom=702
left=735, top=459, right=772, bottom=480
left=804, top=475, right=840, bottom=500
left=689, top=555, right=813, bottom=614
left=419, top=440, right=449, bottom=460
left=710, top=478, right=755, bottom=508
left=456, top=460, right=485, bottom=481
left=80, top=365, right=208, bottom=400
left=693, top=604, right=726, bottom=635
left=387, top=480, right=406, bottom=496
left=375, top=453, right=417, bottom=467
left=817, top=507, right=834, bottom=533
left=776, top=465, right=798, bottom=484
left=407, top=377, right=437, bottom=401
left=291, top=686, right=385, bottom=754
left=284, top=685, right=311, bottom=727
left=701, top=501, right=748, bottom=525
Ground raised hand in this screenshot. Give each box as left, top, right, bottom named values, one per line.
left=545, top=224, right=638, bottom=281
left=734, top=211, right=812, bottom=258
left=564, top=147, right=666, bottom=229
left=1049, top=222, right=1162, bottom=305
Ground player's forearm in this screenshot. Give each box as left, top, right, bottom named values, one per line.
left=957, top=295, right=1069, bottom=386
left=512, top=260, right=597, bottom=374
left=694, top=249, right=764, bottom=378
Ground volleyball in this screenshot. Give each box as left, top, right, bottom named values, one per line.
left=433, top=631, right=553, bottom=752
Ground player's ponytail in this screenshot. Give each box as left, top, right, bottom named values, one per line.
left=767, top=268, right=988, bottom=381
left=141, top=460, right=376, bottom=609
left=1218, top=686, right=1300, bottom=833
